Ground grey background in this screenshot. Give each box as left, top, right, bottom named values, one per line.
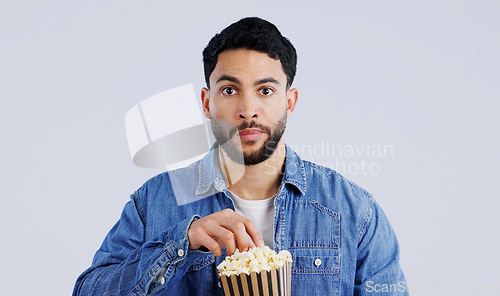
left=1, top=0, right=499, bottom=295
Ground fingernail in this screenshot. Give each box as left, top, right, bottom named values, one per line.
left=257, top=239, right=264, bottom=247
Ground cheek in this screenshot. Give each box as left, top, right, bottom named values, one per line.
left=210, top=101, right=236, bottom=120
left=270, top=104, right=288, bottom=120
left=208, top=107, right=230, bottom=123
left=207, top=101, right=218, bottom=119
left=209, top=107, right=222, bottom=120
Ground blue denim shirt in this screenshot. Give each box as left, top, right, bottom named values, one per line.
left=73, top=145, right=408, bottom=295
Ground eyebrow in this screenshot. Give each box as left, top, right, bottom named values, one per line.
left=215, top=75, right=281, bottom=86
left=255, top=77, right=280, bottom=86
left=215, top=75, right=240, bottom=85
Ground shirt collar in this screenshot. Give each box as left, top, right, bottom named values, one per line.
left=195, top=144, right=307, bottom=196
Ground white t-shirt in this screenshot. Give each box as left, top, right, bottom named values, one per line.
left=227, top=190, right=275, bottom=248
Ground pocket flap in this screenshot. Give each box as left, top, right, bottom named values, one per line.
left=292, top=255, right=339, bottom=274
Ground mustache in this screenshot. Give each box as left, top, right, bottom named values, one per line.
left=228, top=121, right=271, bottom=137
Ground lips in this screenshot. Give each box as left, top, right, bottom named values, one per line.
left=238, top=128, right=264, bottom=141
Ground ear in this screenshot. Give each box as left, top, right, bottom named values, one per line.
left=286, top=88, right=298, bottom=117
left=201, top=87, right=211, bottom=119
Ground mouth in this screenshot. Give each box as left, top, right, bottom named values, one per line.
left=237, top=128, right=265, bottom=141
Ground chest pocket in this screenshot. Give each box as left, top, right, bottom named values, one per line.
left=288, top=200, right=340, bottom=248
left=287, top=200, right=340, bottom=295
left=291, top=254, right=340, bottom=294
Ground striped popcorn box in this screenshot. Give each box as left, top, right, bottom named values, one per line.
left=219, top=262, right=292, bottom=296
left=218, top=247, right=292, bottom=296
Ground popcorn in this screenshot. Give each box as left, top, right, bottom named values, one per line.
left=217, top=246, right=293, bottom=296
left=217, top=246, right=292, bottom=276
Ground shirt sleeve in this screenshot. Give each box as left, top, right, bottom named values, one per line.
left=354, top=197, right=409, bottom=296
left=72, top=193, right=210, bottom=296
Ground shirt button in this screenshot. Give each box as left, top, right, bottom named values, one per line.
left=218, top=281, right=222, bottom=288
left=178, top=248, right=185, bottom=257
left=152, top=268, right=160, bottom=275
left=314, top=258, right=322, bottom=267
left=160, top=277, right=165, bottom=285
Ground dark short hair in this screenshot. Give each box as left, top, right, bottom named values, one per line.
left=203, top=17, right=297, bottom=89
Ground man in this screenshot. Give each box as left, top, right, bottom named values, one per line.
left=74, top=17, right=408, bottom=295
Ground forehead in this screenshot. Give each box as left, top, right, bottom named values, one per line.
left=211, top=49, right=286, bottom=85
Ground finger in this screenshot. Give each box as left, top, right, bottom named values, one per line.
left=216, top=213, right=254, bottom=251
left=218, top=216, right=262, bottom=250
left=207, top=225, right=237, bottom=256
left=195, top=231, right=224, bottom=257
left=211, top=210, right=248, bottom=250
left=240, top=219, right=264, bottom=248
left=231, top=221, right=252, bottom=251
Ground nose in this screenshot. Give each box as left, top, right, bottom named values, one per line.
left=237, top=93, right=259, bottom=120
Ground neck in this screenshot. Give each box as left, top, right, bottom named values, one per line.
left=219, top=141, right=286, bottom=200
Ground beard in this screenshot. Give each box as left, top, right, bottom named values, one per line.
left=210, top=111, right=287, bottom=166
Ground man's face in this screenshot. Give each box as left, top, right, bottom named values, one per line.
left=201, top=49, right=298, bottom=166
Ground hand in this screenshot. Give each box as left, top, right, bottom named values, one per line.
left=187, top=209, right=265, bottom=257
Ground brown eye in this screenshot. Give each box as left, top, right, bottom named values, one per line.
left=259, top=88, right=274, bottom=96
left=221, top=87, right=237, bottom=96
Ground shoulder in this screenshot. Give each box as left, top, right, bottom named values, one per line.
left=300, top=158, right=381, bottom=239
left=301, top=159, right=373, bottom=201
left=298, top=158, right=375, bottom=221
left=131, top=160, right=202, bottom=217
